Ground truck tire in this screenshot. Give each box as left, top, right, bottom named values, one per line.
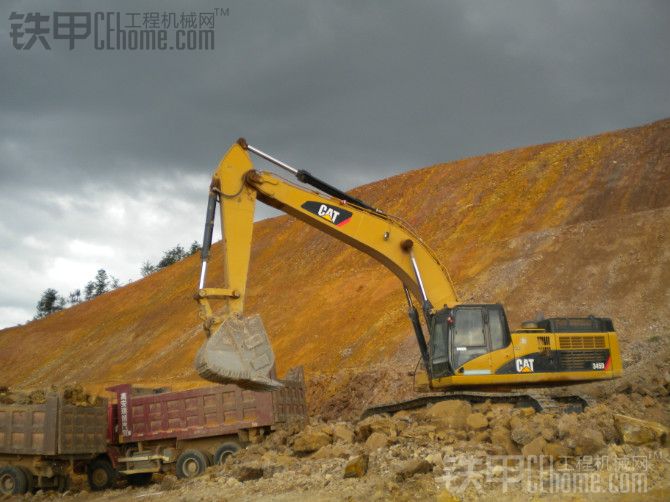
left=18, top=467, right=34, bottom=494
left=0, top=466, right=28, bottom=495
left=175, top=450, right=208, bottom=479
left=57, top=475, right=71, bottom=493
left=127, top=473, right=153, bottom=487
left=214, top=442, right=241, bottom=465
left=87, top=459, right=117, bottom=491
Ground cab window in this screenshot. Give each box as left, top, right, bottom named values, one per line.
left=488, top=308, right=507, bottom=350
left=453, top=309, right=485, bottom=346
left=452, top=308, right=487, bottom=367
left=431, top=321, right=448, bottom=365
left=430, top=318, right=451, bottom=378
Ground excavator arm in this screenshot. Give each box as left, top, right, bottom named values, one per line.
left=195, top=139, right=458, bottom=389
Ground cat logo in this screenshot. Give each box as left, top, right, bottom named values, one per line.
left=515, top=358, right=535, bottom=373
left=301, top=201, right=352, bottom=227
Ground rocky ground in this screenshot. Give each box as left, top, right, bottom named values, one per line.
left=5, top=346, right=669, bottom=502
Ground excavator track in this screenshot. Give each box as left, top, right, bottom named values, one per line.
left=361, top=390, right=592, bottom=419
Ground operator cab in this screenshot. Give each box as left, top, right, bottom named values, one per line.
left=429, top=304, right=511, bottom=378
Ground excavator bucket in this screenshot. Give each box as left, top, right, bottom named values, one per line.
left=195, top=314, right=283, bottom=391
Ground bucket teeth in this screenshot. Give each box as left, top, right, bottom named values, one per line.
left=194, top=314, right=283, bottom=391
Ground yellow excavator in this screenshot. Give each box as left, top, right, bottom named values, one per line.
left=193, top=139, right=622, bottom=412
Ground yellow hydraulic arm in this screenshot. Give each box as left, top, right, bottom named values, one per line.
left=195, top=139, right=458, bottom=389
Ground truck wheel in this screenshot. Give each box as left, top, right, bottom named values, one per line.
left=0, top=466, right=28, bottom=495
left=127, top=473, right=153, bottom=487
left=176, top=450, right=208, bottom=479
left=56, top=475, right=71, bottom=493
left=87, top=459, right=117, bottom=491
left=214, top=442, right=241, bottom=465
left=18, top=467, right=34, bottom=494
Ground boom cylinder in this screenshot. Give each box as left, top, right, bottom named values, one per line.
left=408, top=249, right=434, bottom=318
left=239, top=138, right=375, bottom=211
left=405, top=286, right=431, bottom=374
left=199, top=191, right=217, bottom=289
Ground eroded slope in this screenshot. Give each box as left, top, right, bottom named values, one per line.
left=0, top=119, right=668, bottom=399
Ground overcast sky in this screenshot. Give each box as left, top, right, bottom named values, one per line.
left=1, top=0, right=668, bottom=328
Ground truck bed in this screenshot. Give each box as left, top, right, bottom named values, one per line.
left=0, top=394, right=107, bottom=456
left=108, top=366, right=307, bottom=443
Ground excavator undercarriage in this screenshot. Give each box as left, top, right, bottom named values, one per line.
left=361, top=390, right=595, bottom=419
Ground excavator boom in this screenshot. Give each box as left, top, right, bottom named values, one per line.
left=195, top=139, right=457, bottom=389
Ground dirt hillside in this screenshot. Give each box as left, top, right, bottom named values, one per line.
left=0, top=119, right=668, bottom=411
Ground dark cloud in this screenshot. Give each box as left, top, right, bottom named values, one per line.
left=1, top=0, right=668, bottom=326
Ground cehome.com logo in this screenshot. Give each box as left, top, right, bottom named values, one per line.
left=301, top=201, right=352, bottom=227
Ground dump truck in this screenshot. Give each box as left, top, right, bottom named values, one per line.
left=0, top=393, right=107, bottom=495
left=193, top=139, right=622, bottom=413
left=87, top=366, right=307, bottom=490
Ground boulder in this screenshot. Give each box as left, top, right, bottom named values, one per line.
left=540, top=427, right=557, bottom=441
left=557, top=413, right=579, bottom=439
left=589, top=413, right=619, bottom=443
left=400, top=424, right=436, bottom=439
left=425, top=453, right=444, bottom=468
left=160, top=474, right=177, bottom=491
left=490, top=426, right=518, bottom=455
left=614, top=414, right=668, bottom=446
left=365, top=432, right=389, bottom=451
left=641, top=395, right=656, bottom=407
left=519, top=407, right=535, bottom=417
left=470, top=430, right=490, bottom=443
left=466, top=412, right=488, bottom=430
left=263, top=429, right=290, bottom=448
left=312, top=443, right=351, bottom=460
left=521, top=436, right=546, bottom=457
left=355, top=416, right=398, bottom=441
left=472, top=401, right=492, bottom=413
left=292, top=430, right=331, bottom=454
left=343, top=454, right=369, bottom=478
left=543, top=442, right=570, bottom=459
left=427, top=400, right=472, bottom=430
left=570, top=428, right=606, bottom=456
left=234, top=464, right=264, bottom=482
left=261, top=452, right=295, bottom=467
left=510, top=417, right=539, bottom=446
left=436, top=490, right=459, bottom=502
left=435, top=429, right=457, bottom=443
left=395, top=458, right=433, bottom=480
left=332, top=423, right=354, bottom=443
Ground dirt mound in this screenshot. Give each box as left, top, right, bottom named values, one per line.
left=0, top=384, right=102, bottom=406
left=306, top=365, right=421, bottom=420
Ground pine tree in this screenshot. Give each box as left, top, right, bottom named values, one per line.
left=35, top=288, right=64, bottom=319
left=141, top=261, right=156, bottom=277
left=93, top=269, right=109, bottom=296
left=84, top=281, right=96, bottom=300
left=68, top=289, right=82, bottom=305
left=189, top=241, right=201, bottom=255
left=157, top=244, right=187, bottom=269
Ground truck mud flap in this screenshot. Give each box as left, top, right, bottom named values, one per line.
left=194, top=314, right=283, bottom=391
